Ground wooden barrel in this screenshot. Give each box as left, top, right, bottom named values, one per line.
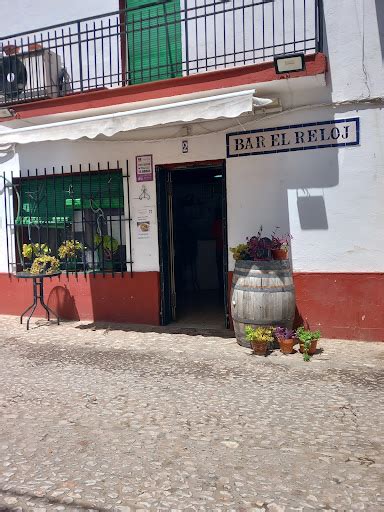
left=231, top=260, right=295, bottom=347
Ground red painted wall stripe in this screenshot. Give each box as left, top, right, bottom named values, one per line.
left=228, top=271, right=384, bottom=342
left=293, top=273, right=384, bottom=342
left=0, top=272, right=160, bottom=325
left=6, top=53, right=327, bottom=122
left=0, top=268, right=380, bottom=341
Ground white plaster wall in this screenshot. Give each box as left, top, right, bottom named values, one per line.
left=226, top=105, right=384, bottom=273
left=0, top=0, right=383, bottom=275
left=2, top=101, right=383, bottom=274
left=323, top=0, right=384, bottom=101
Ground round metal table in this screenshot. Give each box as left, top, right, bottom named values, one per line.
left=15, top=272, right=61, bottom=330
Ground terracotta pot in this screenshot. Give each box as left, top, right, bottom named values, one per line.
left=250, top=340, right=268, bottom=356
left=2, top=44, right=20, bottom=55
left=272, top=249, right=288, bottom=260
left=28, top=43, right=43, bottom=52
left=299, top=340, right=318, bottom=355
left=278, top=338, right=296, bottom=354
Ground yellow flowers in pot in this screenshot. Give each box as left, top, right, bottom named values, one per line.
left=30, top=255, right=61, bottom=275
left=58, top=240, right=84, bottom=259
left=245, top=326, right=274, bottom=356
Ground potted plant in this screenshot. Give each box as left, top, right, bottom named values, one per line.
left=271, top=229, right=292, bottom=260
left=22, top=243, right=50, bottom=270
left=245, top=325, right=274, bottom=356
left=296, top=326, right=321, bottom=361
left=30, top=255, right=61, bottom=275
left=230, top=243, right=250, bottom=261
left=58, top=240, right=84, bottom=271
left=247, top=226, right=273, bottom=261
left=94, top=234, right=119, bottom=270
left=275, top=327, right=296, bottom=354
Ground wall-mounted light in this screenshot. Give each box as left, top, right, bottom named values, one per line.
left=274, top=53, right=306, bottom=74
left=0, top=108, right=16, bottom=119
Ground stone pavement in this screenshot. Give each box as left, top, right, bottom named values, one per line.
left=0, top=315, right=383, bottom=512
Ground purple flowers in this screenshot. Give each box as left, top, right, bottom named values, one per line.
left=274, top=327, right=296, bottom=340
left=271, top=227, right=293, bottom=250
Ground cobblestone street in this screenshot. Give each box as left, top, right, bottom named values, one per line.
left=0, top=315, right=383, bottom=511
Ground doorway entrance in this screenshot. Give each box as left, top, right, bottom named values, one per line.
left=156, top=160, right=229, bottom=329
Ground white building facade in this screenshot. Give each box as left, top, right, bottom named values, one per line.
left=0, top=0, right=383, bottom=340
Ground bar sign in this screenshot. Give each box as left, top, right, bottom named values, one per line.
left=226, top=118, right=360, bottom=158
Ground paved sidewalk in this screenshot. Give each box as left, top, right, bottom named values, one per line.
left=0, top=315, right=383, bottom=511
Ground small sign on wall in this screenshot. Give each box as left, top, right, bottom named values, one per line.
left=226, top=118, right=360, bottom=158
left=136, top=155, right=153, bottom=182
left=136, top=206, right=155, bottom=240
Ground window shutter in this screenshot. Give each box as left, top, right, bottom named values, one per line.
left=16, top=172, right=124, bottom=227
left=126, top=0, right=182, bottom=84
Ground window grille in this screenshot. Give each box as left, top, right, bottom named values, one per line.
left=3, top=161, right=133, bottom=277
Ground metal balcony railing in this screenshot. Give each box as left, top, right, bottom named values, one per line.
left=0, top=0, right=322, bottom=106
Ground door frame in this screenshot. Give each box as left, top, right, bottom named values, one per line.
left=156, top=159, right=229, bottom=328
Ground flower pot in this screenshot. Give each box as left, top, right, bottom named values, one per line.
left=250, top=340, right=268, bottom=356
left=299, top=340, right=318, bottom=355
left=272, top=249, right=288, bottom=260
left=28, top=43, right=43, bottom=52
left=3, top=44, right=20, bottom=55
left=278, top=338, right=296, bottom=354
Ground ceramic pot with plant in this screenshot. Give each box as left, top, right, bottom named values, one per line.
left=275, top=327, right=296, bottom=354
left=271, top=229, right=292, bottom=260
left=245, top=325, right=274, bottom=356
left=58, top=240, right=84, bottom=271
left=296, top=326, right=321, bottom=361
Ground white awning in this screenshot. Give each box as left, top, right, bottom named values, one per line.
left=0, top=89, right=275, bottom=145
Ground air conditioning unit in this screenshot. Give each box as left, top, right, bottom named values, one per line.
left=0, top=49, right=62, bottom=102
left=20, top=49, right=62, bottom=100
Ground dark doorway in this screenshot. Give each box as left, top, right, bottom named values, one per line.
left=156, top=161, right=229, bottom=329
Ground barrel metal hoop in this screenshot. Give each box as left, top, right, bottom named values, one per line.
left=233, top=285, right=295, bottom=293
left=233, top=317, right=284, bottom=325
left=234, top=271, right=292, bottom=278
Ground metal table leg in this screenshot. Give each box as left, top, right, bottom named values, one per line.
left=20, top=277, right=60, bottom=330
left=37, top=277, right=59, bottom=326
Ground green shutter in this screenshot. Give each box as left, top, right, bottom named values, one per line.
left=126, top=0, right=182, bottom=85
left=15, top=172, right=124, bottom=227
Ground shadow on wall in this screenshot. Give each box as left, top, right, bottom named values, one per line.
left=296, top=194, right=328, bottom=230
left=47, top=285, right=80, bottom=321
left=288, top=16, right=333, bottom=231
left=292, top=8, right=330, bottom=231
left=376, top=0, right=384, bottom=61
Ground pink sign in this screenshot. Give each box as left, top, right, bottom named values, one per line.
left=136, top=155, right=153, bottom=182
